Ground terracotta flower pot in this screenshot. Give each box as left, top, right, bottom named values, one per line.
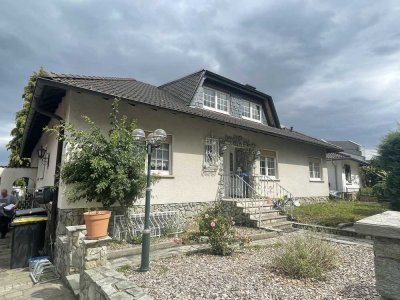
left=83, top=210, right=111, bottom=240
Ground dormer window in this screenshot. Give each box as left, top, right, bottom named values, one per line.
left=242, top=101, right=261, bottom=122
left=203, top=87, right=229, bottom=113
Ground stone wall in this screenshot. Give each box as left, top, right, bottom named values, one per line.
left=54, top=225, right=152, bottom=299
left=354, top=211, right=400, bottom=300
left=296, top=196, right=329, bottom=205
left=80, top=267, right=152, bottom=300
left=373, top=237, right=400, bottom=300
left=57, top=202, right=215, bottom=238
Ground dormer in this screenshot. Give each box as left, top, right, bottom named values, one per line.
left=159, top=69, right=281, bottom=128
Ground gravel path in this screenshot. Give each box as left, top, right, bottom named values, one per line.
left=126, top=234, right=379, bottom=300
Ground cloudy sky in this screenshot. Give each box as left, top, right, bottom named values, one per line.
left=1, top=0, right=399, bottom=164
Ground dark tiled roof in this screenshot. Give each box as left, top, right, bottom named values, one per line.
left=159, top=70, right=204, bottom=104
left=327, top=152, right=350, bottom=160
left=37, top=71, right=341, bottom=151
left=327, top=152, right=367, bottom=164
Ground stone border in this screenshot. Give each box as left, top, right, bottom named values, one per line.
left=81, top=266, right=152, bottom=300
left=292, top=222, right=372, bottom=239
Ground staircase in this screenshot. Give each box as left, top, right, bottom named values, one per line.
left=223, top=174, right=295, bottom=230
left=236, top=200, right=293, bottom=230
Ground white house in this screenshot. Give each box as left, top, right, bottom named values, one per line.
left=326, top=140, right=367, bottom=197
left=19, top=69, right=341, bottom=234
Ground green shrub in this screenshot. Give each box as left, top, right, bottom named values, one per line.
left=272, top=233, right=339, bottom=280
left=198, top=205, right=235, bottom=256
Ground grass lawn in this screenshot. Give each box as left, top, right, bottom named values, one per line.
left=291, top=200, right=388, bottom=227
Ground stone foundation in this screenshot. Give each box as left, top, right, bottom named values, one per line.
left=295, top=196, right=329, bottom=205
left=57, top=202, right=215, bottom=238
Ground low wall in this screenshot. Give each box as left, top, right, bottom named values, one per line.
left=55, top=225, right=152, bottom=299
left=57, top=202, right=215, bottom=237
left=354, top=211, right=400, bottom=300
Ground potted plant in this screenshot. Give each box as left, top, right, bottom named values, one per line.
left=47, top=99, right=147, bottom=239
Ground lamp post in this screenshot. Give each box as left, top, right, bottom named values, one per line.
left=132, top=128, right=167, bottom=272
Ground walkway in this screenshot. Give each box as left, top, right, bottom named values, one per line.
left=0, top=232, right=75, bottom=300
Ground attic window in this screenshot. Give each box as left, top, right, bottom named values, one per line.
left=203, top=87, right=229, bottom=113
left=241, top=100, right=261, bottom=122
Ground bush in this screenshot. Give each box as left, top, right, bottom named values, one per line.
left=272, top=233, right=339, bottom=280
left=198, top=205, right=235, bottom=256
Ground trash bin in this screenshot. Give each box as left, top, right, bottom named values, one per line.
left=10, top=208, right=48, bottom=269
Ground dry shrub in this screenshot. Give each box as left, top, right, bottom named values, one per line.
left=272, top=233, right=339, bottom=280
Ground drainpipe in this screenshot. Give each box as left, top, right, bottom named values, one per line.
left=331, top=160, right=338, bottom=191
left=34, top=106, right=64, bottom=256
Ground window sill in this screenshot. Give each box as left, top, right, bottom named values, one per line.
left=153, top=174, right=174, bottom=179
left=242, top=116, right=262, bottom=123
left=309, top=179, right=324, bottom=183
left=203, top=106, right=230, bottom=115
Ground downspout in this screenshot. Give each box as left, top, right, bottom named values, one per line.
left=34, top=106, right=64, bottom=255
left=331, top=160, right=338, bottom=191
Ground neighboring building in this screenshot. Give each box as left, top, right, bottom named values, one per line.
left=326, top=141, right=367, bottom=197
left=19, top=69, right=341, bottom=233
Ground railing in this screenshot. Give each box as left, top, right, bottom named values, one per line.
left=223, top=174, right=295, bottom=219
left=252, top=175, right=294, bottom=212
left=112, top=210, right=182, bottom=241
left=223, top=174, right=264, bottom=225
left=12, top=187, right=36, bottom=209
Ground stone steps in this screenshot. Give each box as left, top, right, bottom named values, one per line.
left=229, top=199, right=293, bottom=231
left=249, top=214, right=288, bottom=223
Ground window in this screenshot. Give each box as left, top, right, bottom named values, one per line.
left=344, top=164, right=351, bottom=183
left=203, top=87, right=229, bottom=113
left=260, top=150, right=277, bottom=178
left=309, top=158, right=321, bottom=180
left=150, top=135, right=172, bottom=175
left=241, top=100, right=261, bottom=122
left=204, top=137, right=219, bottom=169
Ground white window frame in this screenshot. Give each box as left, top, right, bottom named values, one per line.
left=147, top=134, right=173, bottom=176
left=202, top=87, right=230, bottom=114
left=242, top=100, right=262, bottom=122
left=259, top=150, right=278, bottom=179
left=309, top=158, right=322, bottom=181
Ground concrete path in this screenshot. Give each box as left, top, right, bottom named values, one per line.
left=0, top=231, right=75, bottom=300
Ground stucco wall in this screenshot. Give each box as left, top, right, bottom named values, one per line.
left=0, top=167, right=37, bottom=191
left=31, top=92, right=70, bottom=189
left=53, top=90, right=329, bottom=209
left=327, top=159, right=361, bottom=192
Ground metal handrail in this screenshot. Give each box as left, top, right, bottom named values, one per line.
left=223, top=174, right=264, bottom=224
left=223, top=173, right=296, bottom=222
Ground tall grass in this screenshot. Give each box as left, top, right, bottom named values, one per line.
left=272, top=233, right=339, bottom=280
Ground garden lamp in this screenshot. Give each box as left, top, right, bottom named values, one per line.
left=132, top=128, right=167, bottom=272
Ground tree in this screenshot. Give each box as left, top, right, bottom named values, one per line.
left=377, top=128, right=400, bottom=210
left=46, top=99, right=147, bottom=212
left=7, top=68, right=48, bottom=167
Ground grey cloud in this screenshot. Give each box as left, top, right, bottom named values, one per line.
left=0, top=0, right=399, bottom=164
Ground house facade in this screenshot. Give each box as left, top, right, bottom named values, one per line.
left=326, top=141, right=367, bottom=197
left=20, top=70, right=340, bottom=234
